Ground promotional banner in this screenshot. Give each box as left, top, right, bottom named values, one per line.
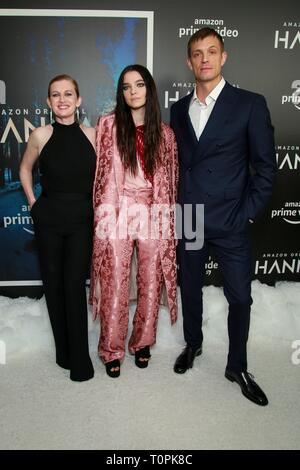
left=0, top=8, right=152, bottom=287
left=0, top=1, right=299, bottom=293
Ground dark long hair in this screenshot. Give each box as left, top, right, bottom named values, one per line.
left=115, top=64, right=161, bottom=176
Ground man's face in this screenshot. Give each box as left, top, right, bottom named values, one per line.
left=187, top=35, right=227, bottom=85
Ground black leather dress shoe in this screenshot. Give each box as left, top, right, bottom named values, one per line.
left=225, top=369, right=268, bottom=406
left=174, top=345, right=202, bottom=374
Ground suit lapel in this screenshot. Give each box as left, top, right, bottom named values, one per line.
left=175, top=93, right=198, bottom=167
left=192, top=82, right=238, bottom=162
left=181, top=93, right=198, bottom=144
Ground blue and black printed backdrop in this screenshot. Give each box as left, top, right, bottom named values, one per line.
left=0, top=1, right=299, bottom=293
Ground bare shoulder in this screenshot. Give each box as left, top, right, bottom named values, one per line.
left=28, top=124, right=53, bottom=151
left=22, top=124, right=52, bottom=165
left=29, top=124, right=51, bottom=143
left=81, top=124, right=96, bottom=139
left=31, top=123, right=52, bottom=139
left=80, top=124, right=96, bottom=149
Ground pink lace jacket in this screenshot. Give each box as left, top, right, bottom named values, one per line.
left=89, top=113, right=179, bottom=324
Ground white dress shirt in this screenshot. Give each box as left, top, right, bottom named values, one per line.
left=189, top=77, right=226, bottom=139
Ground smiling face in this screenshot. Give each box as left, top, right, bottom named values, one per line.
left=47, top=79, right=81, bottom=123
left=187, top=34, right=227, bottom=88
left=122, top=70, right=147, bottom=111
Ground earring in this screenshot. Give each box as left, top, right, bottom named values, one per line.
left=49, top=108, right=54, bottom=124
left=76, top=107, right=80, bottom=122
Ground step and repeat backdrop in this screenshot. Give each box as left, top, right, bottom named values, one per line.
left=0, top=1, right=299, bottom=295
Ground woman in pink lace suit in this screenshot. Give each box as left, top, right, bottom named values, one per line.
left=90, top=65, right=178, bottom=377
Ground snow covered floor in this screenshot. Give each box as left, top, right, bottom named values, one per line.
left=0, top=281, right=299, bottom=450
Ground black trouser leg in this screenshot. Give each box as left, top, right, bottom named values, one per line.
left=35, top=226, right=70, bottom=369
left=211, top=232, right=252, bottom=372
left=35, top=222, right=94, bottom=381
left=63, top=223, right=94, bottom=381
left=177, top=239, right=209, bottom=349
left=227, top=303, right=251, bottom=372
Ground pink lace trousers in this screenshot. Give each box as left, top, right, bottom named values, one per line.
left=98, top=189, right=164, bottom=363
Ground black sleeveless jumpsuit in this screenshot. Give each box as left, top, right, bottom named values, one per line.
left=31, top=120, right=96, bottom=381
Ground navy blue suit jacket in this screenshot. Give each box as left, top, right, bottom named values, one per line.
left=170, top=82, right=277, bottom=238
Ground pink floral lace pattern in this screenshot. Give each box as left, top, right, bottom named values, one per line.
left=98, top=191, right=165, bottom=363
left=89, top=113, right=179, bottom=361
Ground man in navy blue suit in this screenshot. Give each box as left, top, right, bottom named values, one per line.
left=171, top=27, right=276, bottom=406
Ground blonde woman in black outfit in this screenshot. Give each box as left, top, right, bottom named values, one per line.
left=20, top=75, right=96, bottom=381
